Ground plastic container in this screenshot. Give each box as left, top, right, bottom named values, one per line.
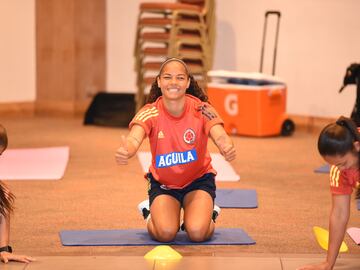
left=207, top=70, right=294, bottom=137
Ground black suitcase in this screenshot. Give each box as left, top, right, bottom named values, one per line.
left=339, top=63, right=360, bottom=126
left=84, top=92, right=136, bottom=127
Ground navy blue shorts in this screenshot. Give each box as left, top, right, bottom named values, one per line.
left=147, top=173, right=216, bottom=207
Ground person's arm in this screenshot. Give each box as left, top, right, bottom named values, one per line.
left=0, top=215, right=35, bottom=263
left=326, top=194, right=350, bottom=267
left=0, top=214, right=10, bottom=248
left=296, top=194, right=350, bottom=270
left=115, top=124, right=146, bottom=165
left=209, top=124, right=236, bottom=162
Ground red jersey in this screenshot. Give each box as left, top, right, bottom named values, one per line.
left=329, top=165, right=359, bottom=195
left=130, top=95, right=224, bottom=189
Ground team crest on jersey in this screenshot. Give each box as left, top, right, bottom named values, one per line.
left=183, top=128, right=195, bottom=144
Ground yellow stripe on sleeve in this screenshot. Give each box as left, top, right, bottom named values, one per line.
left=135, top=107, right=158, bottom=122
left=141, top=112, right=159, bottom=122
left=329, top=165, right=335, bottom=186
left=329, top=165, right=340, bottom=187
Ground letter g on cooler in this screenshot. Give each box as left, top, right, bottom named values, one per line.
left=224, top=94, right=238, bottom=116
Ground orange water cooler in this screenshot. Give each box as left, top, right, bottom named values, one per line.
left=207, top=71, right=295, bottom=137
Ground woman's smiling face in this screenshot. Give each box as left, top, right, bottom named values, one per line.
left=157, top=61, right=190, bottom=101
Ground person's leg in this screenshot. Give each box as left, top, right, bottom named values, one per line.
left=182, top=190, right=214, bottom=242
left=147, top=194, right=181, bottom=242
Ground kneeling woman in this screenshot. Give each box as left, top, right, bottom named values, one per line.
left=115, top=58, right=236, bottom=242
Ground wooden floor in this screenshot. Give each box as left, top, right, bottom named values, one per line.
left=3, top=255, right=360, bottom=270
left=0, top=115, right=359, bottom=269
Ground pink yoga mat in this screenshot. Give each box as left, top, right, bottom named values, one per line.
left=0, top=146, right=69, bottom=180
left=347, top=227, right=360, bottom=245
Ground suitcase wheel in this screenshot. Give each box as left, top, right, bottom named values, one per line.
left=281, top=119, right=295, bottom=136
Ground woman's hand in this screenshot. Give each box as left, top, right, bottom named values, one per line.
left=296, top=261, right=332, bottom=270
left=0, top=251, right=35, bottom=263
left=215, top=134, right=236, bottom=162
left=115, top=135, right=129, bottom=165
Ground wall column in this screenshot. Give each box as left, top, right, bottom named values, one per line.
left=36, top=0, right=106, bottom=115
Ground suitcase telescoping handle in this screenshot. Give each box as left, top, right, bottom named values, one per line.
left=259, top=10, right=281, bottom=75
left=265, top=11, right=281, bottom=17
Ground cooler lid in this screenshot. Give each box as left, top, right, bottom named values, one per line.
left=208, top=70, right=285, bottom=86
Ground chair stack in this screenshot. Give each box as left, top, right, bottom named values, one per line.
left=134, top=0, right=216, bottom=111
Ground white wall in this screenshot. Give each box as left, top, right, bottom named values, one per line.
left=0, top=0, right=36, bottom=102
left=213, top=0, right=359, bottom=117
left=0, top=0, right=358, bottom=118
left=107, top=0, right=359, bottom=118
left=106, top=0, right=138, bottom=93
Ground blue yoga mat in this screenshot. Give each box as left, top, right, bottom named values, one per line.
left=215, top=189, right=258, bottom=208
left=314, top=164, right=330, bottom=173
left=59, top=228, right=255, bottom=246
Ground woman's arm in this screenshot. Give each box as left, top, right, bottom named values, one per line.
left=0, top=215, right=34, bottom=263
left=0, top=214, right=10, bottom=248
left=326, top=194, right=351, bottom=268
left=296, top=194, right=351, bottom=270
left=115, top=124, right=146, bottom=165
left=209, top=124, right=236, bottom=162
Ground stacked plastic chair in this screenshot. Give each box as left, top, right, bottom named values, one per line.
left=134, top=0, right=215, bottom=111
